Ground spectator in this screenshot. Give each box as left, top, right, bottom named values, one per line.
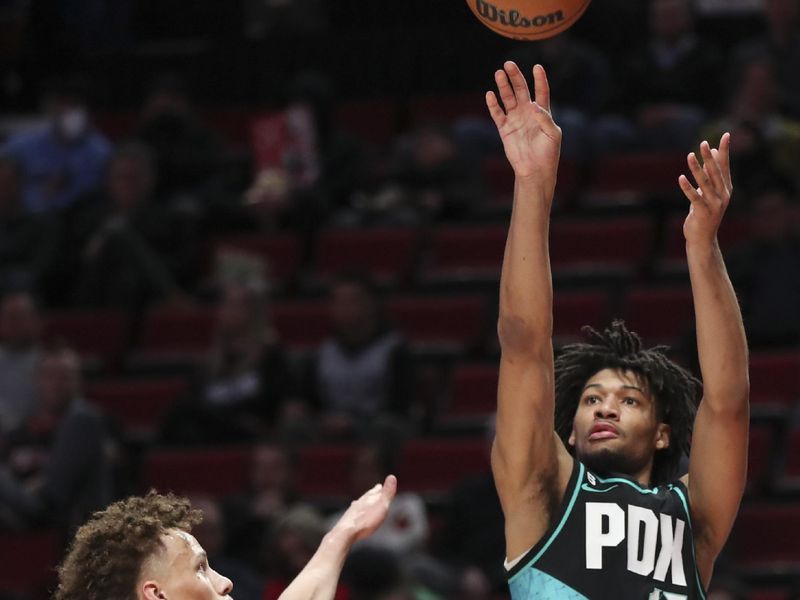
left=601, top=0, right=723, bottom=151
left=0, top=346, right=112, bottom=532
left=246, top=72, right=367, bottom=232
left=0, top=291, right=42, bottom=434
left=73, top=142, right=187, bottom=308
left=243, top=0, right=328, bottom=38
left=0, top=156, right=57, bottom=297
left=135, top=73, right=226, bottom=201
left=707, top=573, right=749, bottom=599
left=328, top=442, right=428, bottom=556
left=701, top=57, right=800, bottom=195
left=261, top=505, right=344, bottom=599
left=304, top=273, right=413, bottom=437
left=727, top=182, right=800, bottom=346
left=160, top=279, right=292, bottom=443
left=2, top=76, right=111, bottom=214
left=189, top=495, right=265, bottom=600
left=389, top=124, right=483, bottom=223
left=508, top=34, right=611, bottom=160
left=441, top=423, right=505, bottom=594
left=225, top=442, right=301, bottom=568
left=734, top=0, right=800, bottom=119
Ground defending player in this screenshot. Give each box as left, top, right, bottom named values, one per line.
left=54, top=476, right=397, bottom=600
left=487, top=61, right=748, bottom=599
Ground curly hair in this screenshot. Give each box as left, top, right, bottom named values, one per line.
left=554, top=320, right=701, bottom=486
left=55, top=491, right=202, bottom=600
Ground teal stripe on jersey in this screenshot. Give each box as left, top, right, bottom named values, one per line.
left=671, top=486, right=707, bottom=600
left=509, top=567, right=589, bottom=599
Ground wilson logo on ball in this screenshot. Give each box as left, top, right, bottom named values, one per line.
left=466, top=0, right=591, bottom=40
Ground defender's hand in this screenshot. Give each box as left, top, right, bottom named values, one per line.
left=334, top=475, right=397, bottom=543
left=679, top=133, right=733, bottom=246
left=486, top=62, right=562, bottom=183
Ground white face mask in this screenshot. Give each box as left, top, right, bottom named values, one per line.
left=56, top=108, right=89, bottom=141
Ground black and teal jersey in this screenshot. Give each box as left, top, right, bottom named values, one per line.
left=506, top=461, right=706, bottom=600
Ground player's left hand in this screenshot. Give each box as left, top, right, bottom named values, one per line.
left=335, top=475, right=397, bottom=543
left=679, top=133, right=733, bottom=246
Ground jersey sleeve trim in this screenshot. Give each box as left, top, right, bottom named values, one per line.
left=507, top=460, right=584, bottom=583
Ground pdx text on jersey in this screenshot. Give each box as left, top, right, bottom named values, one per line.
left=585, top=502, right=687, bottom=586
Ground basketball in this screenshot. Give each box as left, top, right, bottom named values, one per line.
left=465, top=0, right=591, bottom=40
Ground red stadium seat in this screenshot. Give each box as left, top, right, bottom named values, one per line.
left=782, top=428, right=800, bottom=480
left=271, top=300, right=330, bottom=349
left=398, top=437, right=490, bottom=495
left=335, top=99, right=398, bottom=145
left=483, top=156, right=581, bottom=204
left=749, top=352, right=800, bottom=408
left=425, top=225, right=506, bottom=281
left=142, top=447, right=251, bottom=498
left=622, top=287, right=694, bottom=344
left=747, top=424, right=774, bottom=493
left=449, top=363, right=498, bottom=417
left=202, top=108, right=253, bottom=145
left=550, top=217, right=652, bottom=276
left=553, top=291, right=610, bottom=342
left=0, top=531, right=58, bottom=595
left=44, top=310, right=129, bottom=367
left=214, top=234, right=303, bottom=284
left=750, top=590, right=789, bottom=600
left=408, top=92, right=487, bottom=126
left=589, top=152, right=687, bottom=197
left=315, top=228, right=419, bottom=285
left=296, top=444, right=357, bottom=498
left=732, top=504, right=800, bottom=569
left=87, top=377, right=188, bottom=435
left=136, top=305, right=216, bottom=358
left=659, top=214, right=753, bottom=273
left=93, top=110, right=139, bottom=140
left=388, top=295, right=487, bottom=350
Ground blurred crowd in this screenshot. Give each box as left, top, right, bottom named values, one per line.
left=1, top=0, right=800, bottom=599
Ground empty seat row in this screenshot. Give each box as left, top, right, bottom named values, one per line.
left=141, top=437, right=490, bottom=500
left=45, top=287, right=708, bottom=372
left=215, top=215, right=757, bottom=290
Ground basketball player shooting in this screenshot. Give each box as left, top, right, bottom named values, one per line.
left=53, top=476, right=397, bottom=600
left=487, top=61, right=748, bottom=599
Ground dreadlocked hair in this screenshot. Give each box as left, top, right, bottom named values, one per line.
left=554, top=320, right=701, bottom=486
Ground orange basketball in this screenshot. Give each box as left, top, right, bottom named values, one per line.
left=465, top=0, right=591, bottom=41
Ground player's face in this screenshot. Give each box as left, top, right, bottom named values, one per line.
left=142, top=530, right=233, bottom=600
left=569, top=369, right=670, bottom=481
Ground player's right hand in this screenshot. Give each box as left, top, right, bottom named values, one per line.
left=486, top=62, right=562, bottom=183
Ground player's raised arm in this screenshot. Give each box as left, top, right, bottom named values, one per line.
left=678, top=134, right=749, bottom=585
left=278, top=475, right=397, bottom=600
left=487, top=62, right=571, bottom=559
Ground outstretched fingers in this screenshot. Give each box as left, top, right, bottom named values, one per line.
left=503, top=61, right=531, bottom=105
left=532, top=64, right=551, bottom=113
left=687, top=152, right=715, bottom=207
left=486, top=90, right=506, bottom=129
left=700, top=141, right=726, bottom=196
left=381, top=475, right=397, bottom=503
left=717, top=132, right=733, bottom=191
left=495, top=68, right=518, bottom=113
left=678, top=174, right=704, bottom=207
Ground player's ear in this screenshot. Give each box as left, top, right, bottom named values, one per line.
left=568, top=427, right=576, bottom=447
left=654, top=423, right=671, bottom=450
left=141, top=581, right=167, bottom=600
